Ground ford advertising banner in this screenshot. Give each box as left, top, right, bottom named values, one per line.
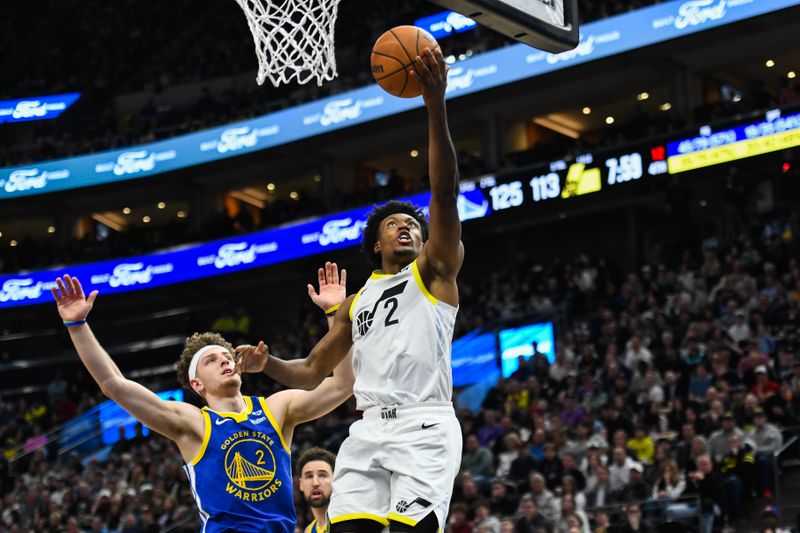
left=0, top=92, right=80, bottom=124
left=0, top=0, right=795, bottom=199
left=0, top=188, right=491, bottom=308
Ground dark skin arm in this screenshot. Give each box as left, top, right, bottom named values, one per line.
left=410, top=48, right=464, bottom=306
left=245, top=295, right=355, bottom=390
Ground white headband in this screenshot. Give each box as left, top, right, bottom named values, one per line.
left=188, top=345, right=229, bottom=381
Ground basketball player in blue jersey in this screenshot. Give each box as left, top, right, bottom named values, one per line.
left=237, top=47, right=463, bottom=533
left=50, top=263, right=352, bottom=533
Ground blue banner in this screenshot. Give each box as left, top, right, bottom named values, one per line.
left=0, top=92, right=80, bottom=124
left=499, top=322, right=555, bottom=378
left=451, top=330, right=498, bottom=387
left=0, top=0, right=795, bottom=199
left=667, top=110, right=800, bottom=156
left=414, top=11, right=478, bottom=39
left=0, top=189, right=491, bottom=308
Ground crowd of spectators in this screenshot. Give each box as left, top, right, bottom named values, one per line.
left=0, top=0, right=677, bottom=167
left=0, top=209, right=799, bottom=531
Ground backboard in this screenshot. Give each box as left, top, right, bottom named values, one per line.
left=430, top=0, right=579, bottom=53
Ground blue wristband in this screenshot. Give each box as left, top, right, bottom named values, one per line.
left=63, top=319, right=87, bottom=327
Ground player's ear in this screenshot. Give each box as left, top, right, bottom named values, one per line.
left=373, top=241, right=381, bottom=254
left=190, top=378, right=205, bottom=396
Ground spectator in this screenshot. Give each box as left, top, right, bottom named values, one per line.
left=449, top=502, right=473, bottom=533
left=683, top=455, right=726, bottom=533
left=614, top=463, right=650, bottom=503
left=462, top=434, right=496, bottom=481
left=728, top=310, right=751, bottom=344
left=515, top=495, right=553, bottom=533
left=584, top=465, right=612, bottom=509
left=707, top=413, right=745, bottom=462
left=624, top=336, right=653, bottom=370
left=618, top=503, right=652, bottom=533
left=652, top=462, right=685, bottom=501
left=479, top=411, right=505, bottom=448
left=560, top=453, right=586, bottom=492
left=752, top=365, right=781, bottom=403
left=626, top=427, right=654, bottom=465
left=474, top=499, right=502, bottom=533
left=509, top=436, right=539, bottom=484
left=608, top=447, right=640, bottom=492
left=539, top=444, right=564, bottom=491
left=748, top=408, right=783, bottom=498
left=490, top=479, right=519, bottom=517
left=526, top=473, right=559, bottom=522
left=718, top=434, right=755, bottom=522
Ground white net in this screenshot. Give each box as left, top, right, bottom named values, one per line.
left=233, top=0, right=342, bottom=87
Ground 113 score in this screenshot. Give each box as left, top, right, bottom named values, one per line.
left=488, top=173, right=561, bottom=211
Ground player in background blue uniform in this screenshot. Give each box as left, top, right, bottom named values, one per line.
left=51, top=263, right=352, bottom=533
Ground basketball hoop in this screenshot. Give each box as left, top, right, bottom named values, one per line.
left=233, top=0, right=342, bottom=87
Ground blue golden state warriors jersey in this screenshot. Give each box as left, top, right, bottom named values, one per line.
left=183, top=396, right=295, bottom=533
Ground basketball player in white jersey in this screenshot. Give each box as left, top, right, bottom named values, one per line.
left=237, top=47, right=462, bottom=533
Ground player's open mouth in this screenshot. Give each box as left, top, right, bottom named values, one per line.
left=397, top=232, right=412, bottom=244
left=222, top=369, right=234, bottom=376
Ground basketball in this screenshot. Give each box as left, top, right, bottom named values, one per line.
left=371, top=26, right=441, bottom=98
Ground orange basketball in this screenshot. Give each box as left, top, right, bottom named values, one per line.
left=371, top=26, right=441, bottom=98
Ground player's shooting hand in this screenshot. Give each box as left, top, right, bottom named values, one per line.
left=307, top=261, right=347, bottom=312
left=410, top=47, right=448, bottom=103
left=52, top=275, right=98, bottom=322
left=235, top=340, right=269, bottom=374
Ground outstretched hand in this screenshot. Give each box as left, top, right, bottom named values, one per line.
left=409, top=47, right=448, bottom=103
left=307, top=261, right=347, bottom=312
left=52, top=275, right=98, bottom=322
left=235, top=340, right=269, bottom=374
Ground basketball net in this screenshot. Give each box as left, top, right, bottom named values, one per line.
left=233, top=0, right=341, bottom=87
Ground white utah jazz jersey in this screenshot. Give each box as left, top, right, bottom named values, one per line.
left=349, top=259, right=458, bottom=410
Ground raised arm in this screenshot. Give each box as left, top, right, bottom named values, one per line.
left=236, top=262, right=354, bottom=390
left=411, top=48, right=465, bottom=283
left=52, top=276, right=202, bottom=448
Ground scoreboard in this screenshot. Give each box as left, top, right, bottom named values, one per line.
left=466, top=143, right=670, bottom=214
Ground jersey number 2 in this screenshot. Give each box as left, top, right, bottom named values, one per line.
left=384, top=298, right=399, bottom=326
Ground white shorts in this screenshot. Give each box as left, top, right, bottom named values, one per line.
left=329, top=402, right=462, bottom=529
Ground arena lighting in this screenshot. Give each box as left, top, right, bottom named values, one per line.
left=605, top=116, right=615, bottom=125
left=9, top=240, right=17, bottom=247
left=582, top=107, right=591, bottom=115
left=783, top=162, right=791, bottom=173
left=177, top=210, right=187, bottom=218
left=313, top=174, right=322, bottom=182
left=637, top=92, right=650, bottom=101
left=289, top=191, right=299, bottom=200
left=157, top=201, right=166, bottom=209
left=766, top=59, right=775, bottom=68
left=122, top=207, right=131, bottom=215
left=532, top=117, right=580, bottom=139
left=229, top=190, right=266, bottom=209
left=789, top=71, right=797, bottom=79
left=47, top=226, right=56, bottom=234
left=410, top=149, right=420, bottom=158
left=660, top=103, right=672, bottom=111
left=142, top=216, right=151, bottom=223
left=91, top=213, right=125, bottom=232
left=266, top=183, right=276, bottom=192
